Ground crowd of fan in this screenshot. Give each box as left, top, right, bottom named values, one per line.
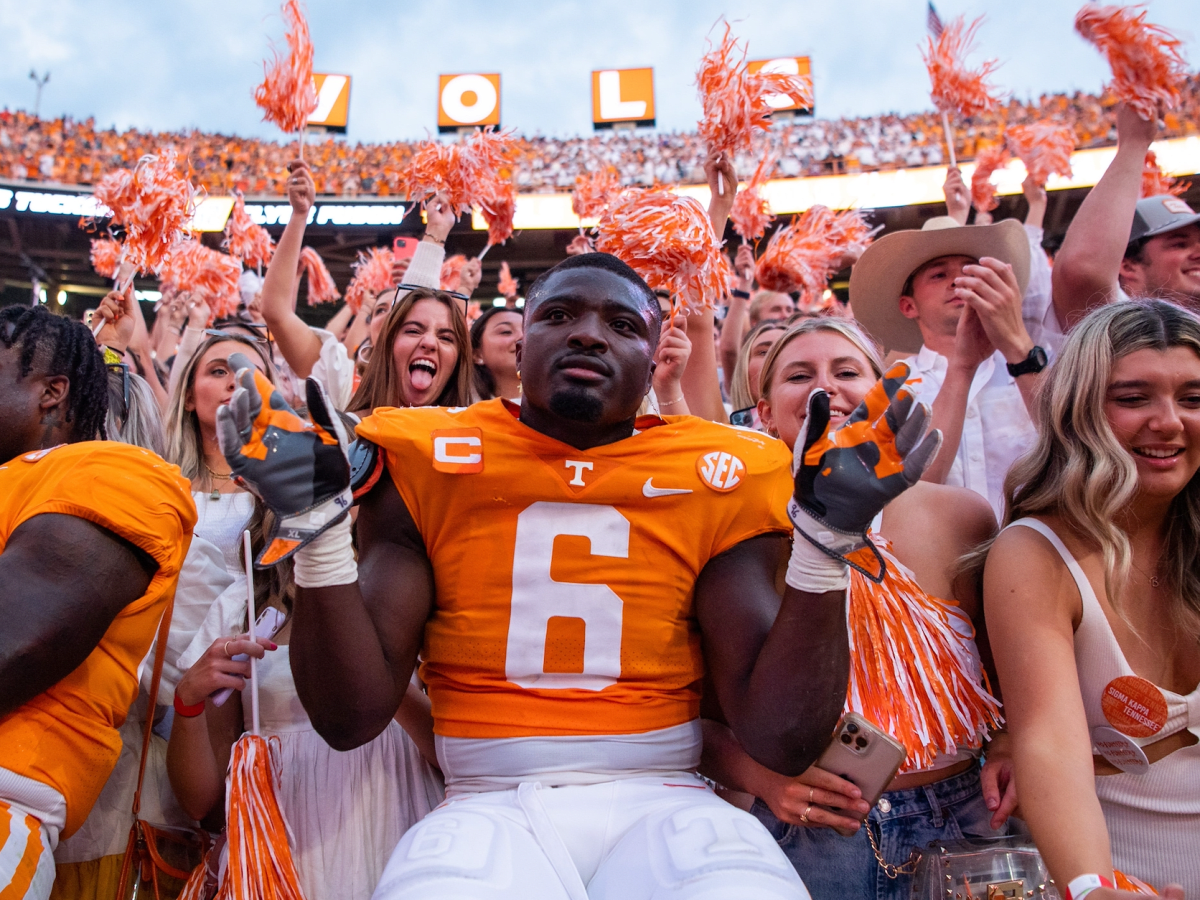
left=2, top=75, right=1198, bottom=197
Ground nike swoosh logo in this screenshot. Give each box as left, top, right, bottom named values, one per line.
left=643, top=478, right=693, bottom=498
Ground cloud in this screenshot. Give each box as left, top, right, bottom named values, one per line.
left=1, top=0, right=1194, bottom=143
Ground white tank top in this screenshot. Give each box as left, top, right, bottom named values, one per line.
left=1008, top=518, right=1200, bottom=892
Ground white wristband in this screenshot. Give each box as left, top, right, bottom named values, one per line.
left=1065, top=874, right=1114, bottom=900
left=293, top=515, right=358, bottom=588
left=786, top=527, right=851, bottom=593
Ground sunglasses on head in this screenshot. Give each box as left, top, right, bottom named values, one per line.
left=106, top=362, right=130, bottom=429
left=204, top=327, right=268, bottom=344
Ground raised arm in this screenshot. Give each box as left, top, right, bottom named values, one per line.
left=1052, top=105, right=1157, bottom=327
left=0, top=514, right=155, bottom=715
left=261, top=160, right=324, bottom=378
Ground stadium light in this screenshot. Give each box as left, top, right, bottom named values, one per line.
left=493, top=297, right=508, bottom=308
left=56, top=290, right=67, bottom=305
left=515, top=296, right=525, bottom=309
left=38, top=288, right=47, bottom=304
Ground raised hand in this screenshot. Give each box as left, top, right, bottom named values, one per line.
left=791, top=363, right=941, bottom=581
left=216, top=353, right=352, bottom=565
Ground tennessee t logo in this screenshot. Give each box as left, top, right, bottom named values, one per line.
left=564, top=460, right=594, bottom=486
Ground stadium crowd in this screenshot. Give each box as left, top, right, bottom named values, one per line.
left=2, top=40, right=1200, bottom=900
left=2, top=75, right=1199, bottom=196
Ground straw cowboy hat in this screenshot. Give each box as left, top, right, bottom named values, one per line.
left=849, top=217, right=1031, bottom=354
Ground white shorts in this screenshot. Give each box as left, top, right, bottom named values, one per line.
left=371, top=774, right=809, bottom=900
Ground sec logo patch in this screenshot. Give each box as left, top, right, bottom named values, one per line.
left=697, top=451, right=745, bottom=492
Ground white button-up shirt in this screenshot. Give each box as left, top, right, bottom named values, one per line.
left=903, top=346, right=1037, bottom=518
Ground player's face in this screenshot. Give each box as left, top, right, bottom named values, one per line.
left=475, top=310, right=523, bottom=380
left=758, top=330, right=877, bottom=451
left=186, top=341, right=267, bottom=431
left=1105, top=345, right=1200, bottom=506
left=518, top=268, right=656, bottom=425
left=391, top=298, right=460, bottom=408
left=0, top=342, right=52, bottom=464
left=1126, top=225, right=1200, bottom=305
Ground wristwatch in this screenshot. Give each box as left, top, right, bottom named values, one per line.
left=1006, top=345, right=1048, bottom=378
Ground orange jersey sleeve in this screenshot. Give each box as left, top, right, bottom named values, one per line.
left=0, top=442, right=196, bottom=836
left=357, top=401, right=793, bottom=740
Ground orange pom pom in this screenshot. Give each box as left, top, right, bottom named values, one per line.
left=344, top=247, right=394, bottom=314
left=922, top=16, right=1000, bottom=119
left=1075, top=3, right=1188, bottom=123
left=216, top=735, right=307, bottom=900
left=497, top=261, right=519, bottom=299
left=403, top=128, right=517, bottom=217
left=440, top=254, right=467, bottom=292
left=730, top=152, right=777, bottom=242
left=93, top=148, right=198, bottom=275
left=566, top=233, right=595, bottom=256
left=572, top=167, right=621, bottom=220
left=597, top=187, right=730, bottom=314
left=756, top=206, right=875, bottom=295
left=970, top=146, right=1010, bottom=213
left=299, top=246, right=339, bottom=304
left=159, top=239, right=243, bottom=324
left=224, top=193, right=276, bottom=269
left=253, top=0, right=318, bottom=134
left=479, top=180, right=516, bottom=248
left=1141, top=150, right=1189, bottom=198
left=90, top=237, right=122, bottom=279
left=696, top=23, right=813, bottom=160
left=1007, top=121, right=1074, bottom=187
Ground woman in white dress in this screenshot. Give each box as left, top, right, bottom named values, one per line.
left=985, top=300, right=1199, bottom=898
left=166, top=506, right=443, bottom=900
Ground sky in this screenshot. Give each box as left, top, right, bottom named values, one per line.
left=0, top=0, right=1195, bottom=144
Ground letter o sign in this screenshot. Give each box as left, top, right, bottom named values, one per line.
left=438, top=74, right=501, bottom=128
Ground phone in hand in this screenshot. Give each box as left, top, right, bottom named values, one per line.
left=211, top=606, right=287, bottom=707
left=393, top=236, right=418, bottom=262
left=813, top=713, right=906, bottom=827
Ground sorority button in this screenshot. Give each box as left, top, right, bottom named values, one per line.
left=877, top=798, right=892, bottom=813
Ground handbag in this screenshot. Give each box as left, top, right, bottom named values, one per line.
left=114, top=594, right=211, bottom=900
left=910, top=835, right=1060, bottom=900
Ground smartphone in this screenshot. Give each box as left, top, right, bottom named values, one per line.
left=814, top=713, right=906, bottom=811
left=393, top=236, right=418, bottom=262
left=211, top=607, right=287, bottom=707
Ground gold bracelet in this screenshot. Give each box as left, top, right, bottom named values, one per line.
left=659, top=394, right=685, bottom=406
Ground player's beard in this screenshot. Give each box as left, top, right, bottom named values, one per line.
left=549, top=387, right=604, bottom=422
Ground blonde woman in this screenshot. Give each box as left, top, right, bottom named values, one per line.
left=728, top=319, right=789, bottom=428
left=985, top=300, right=1199, bottom=898
left=704, top=318, right=1014, bottom=900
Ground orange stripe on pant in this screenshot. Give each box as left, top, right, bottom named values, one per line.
left=0, top=801, right=54, bottom=900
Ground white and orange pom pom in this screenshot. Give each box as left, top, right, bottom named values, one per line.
left=921, top=16, right=1001, bottom=119
left=224, top=194, right=276, bottom=269
left=216, top=735, right=307, bottom=900
left=696, top=24, right=813, bottom=160
left=253, top=0, right=318, bottom=134
left=597, top=187, right=731, bottom=314
left=159, top=239, right=244, bottom=324
left=730, top=152, right=777, bottom=242
left=846, top=537, right=1003, bottom=772
left=497, top=261, right=519, bottom=299
left=970, top=145, right=1010, bottom=213
left=1075, top=3, right=1188, bottom=123
left=572, top=167, right=621, bottom=220
left=299, top=246, right=339, bottom=304
left=343, top=246, right=394, bottom=314
left=93, top=148, right=198, bottom=275
left=1007, top=121, right=1075, bottom=187
left=90, top=237, right=122, bottom=279
left=755, top=206, right=875, bottom=295
left=479, top=180, right=516, bottom=248
left=404, top=128, right=517, bottom=216
left=440, top=254, right=468, bottom=292
left=1141, top=150, right=1189, bottom=198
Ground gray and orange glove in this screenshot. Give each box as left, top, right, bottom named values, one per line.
left=786, top=362, right=941, bottom=589
left=217, top=353, right=352, bottom=567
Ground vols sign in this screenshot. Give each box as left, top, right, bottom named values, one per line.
left=308, top=74, right=351, bottom=133
left=591, top=68, right=656, bottom=129
left=747, top=57, right=814, bottom=115
left=438, top=73, right=501, bottom=133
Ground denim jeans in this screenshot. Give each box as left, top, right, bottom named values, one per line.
left=751, top=764, right=1006, bottom=900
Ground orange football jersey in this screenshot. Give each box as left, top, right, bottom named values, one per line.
left=356, top=399, right=793, bottom=739
left=0, top=442, right=195, bottom=836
